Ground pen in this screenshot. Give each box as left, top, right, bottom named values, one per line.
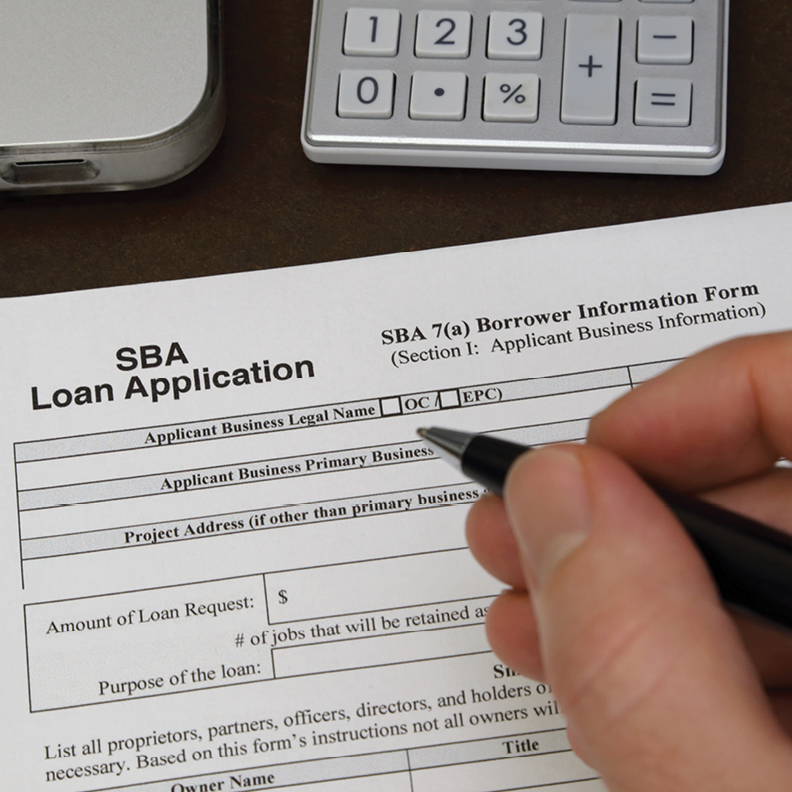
left=417, top=426, right=792, bottom=632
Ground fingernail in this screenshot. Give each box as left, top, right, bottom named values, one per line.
left=504, top=447, right=592, bottom=590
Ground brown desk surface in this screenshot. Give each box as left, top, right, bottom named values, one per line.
left=2, top=1, right=791, bottom=299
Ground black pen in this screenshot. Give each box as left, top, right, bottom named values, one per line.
left=417, top=426, right=792, bottom=633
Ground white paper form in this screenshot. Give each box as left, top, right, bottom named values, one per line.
left=3, top=202, right=792, bottom=792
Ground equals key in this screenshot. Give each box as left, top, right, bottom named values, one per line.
left=635, top=78, right=692, bottom=127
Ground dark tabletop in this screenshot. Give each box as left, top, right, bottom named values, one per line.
left=2, top=1, right=790, bottom=298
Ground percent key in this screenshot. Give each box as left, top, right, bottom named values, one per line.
left=484, top=73, right=540, bottom=122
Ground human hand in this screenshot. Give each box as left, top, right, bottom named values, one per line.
left=466, top=332, right=792, bottom=791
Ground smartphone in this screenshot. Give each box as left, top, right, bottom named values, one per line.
left=0, top=0, right=224, bottom=194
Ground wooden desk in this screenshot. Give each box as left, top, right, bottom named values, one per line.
left=2, top=0, right=791, bottom=298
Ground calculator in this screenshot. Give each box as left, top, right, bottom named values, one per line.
left=301, top=1, right=729, bottom=175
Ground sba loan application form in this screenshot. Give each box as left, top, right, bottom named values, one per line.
left=3, top=202, right=791, bottom=792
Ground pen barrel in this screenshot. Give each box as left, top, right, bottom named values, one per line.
left=461, top=435, right=529, bottom=497
left=653, top=483, right=792, bottom=632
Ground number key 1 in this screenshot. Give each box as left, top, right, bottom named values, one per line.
left=344, top=8, right=401, bottom=56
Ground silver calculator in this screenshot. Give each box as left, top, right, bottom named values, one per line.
left=301, top=1, right=729, bottom=175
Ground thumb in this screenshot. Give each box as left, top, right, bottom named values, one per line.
left=502, top=445, right=792, bottom=792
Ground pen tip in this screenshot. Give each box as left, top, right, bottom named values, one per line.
left=416, top=427, right=428, bottom=439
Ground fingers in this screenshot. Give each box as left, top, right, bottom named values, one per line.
left=466, top=491, right=545, bottom=680
left=466, top=492, right=524, bottom=589
left=586, top=331, right=792, bottom=689
left=588, top=332, right=792, bottom=490
left=483, top=590, right=543, bottom=682
left=769, top=692, right=792, bottom=739
left=496, top=444, right=792, bottom=790
left=468, top=463, right=792, bottom=689
left=734, top=617, right=792, bottom=689
left=679, top=467, right=792, bottom=686
left=703, top=466, right=792, bottom=537
left=708, top=468, right=792, bottom=686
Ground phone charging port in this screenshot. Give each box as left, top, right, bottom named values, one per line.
left=1, top=159, right=99, bottom=185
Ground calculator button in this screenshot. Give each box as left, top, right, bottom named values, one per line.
left=561, top=15, right=621, bottom=125
left=487, top=12, right=543, bottom=60
left=415, top=11, right=472, bottom=58
left=483, top=74, right=539, bottom=122
left=337, top=70, right=395, bottom=118
left=410, top=72, right=467, bottom=120
left=637, top=17, right=693, bottom=64
left=634, top=78, right=691, bottom=126
left=344, top=9, right=401, bottom=56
